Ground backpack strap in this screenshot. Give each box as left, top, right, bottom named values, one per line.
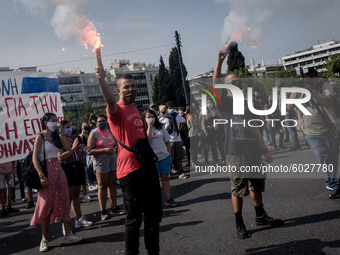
left=108, top=111, right=151, bottom=154
left=112, top=132, right=134, bottom=152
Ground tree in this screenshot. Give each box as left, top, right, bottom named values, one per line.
left=227, top=42, right=245, bottom=73
left=325, top=54, right=340, bottom=77
left=229, top=67, right=251, bottom=78
left=82, top=100, right=97, bottom=124
left=153, top=56, right=170, bottom=106
left=272, top=68, right=298, bottom=78
left=168, top=47, right=189, bottom=107
left=63, top=110, right=78, bottom=124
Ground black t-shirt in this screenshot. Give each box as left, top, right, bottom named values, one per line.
left=217, top=90, right=260, bottom=155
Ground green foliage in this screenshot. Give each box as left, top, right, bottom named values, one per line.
left=152, top=56, right=170, bottom=106
left=168, top=47, right=188, bottom=107
left=82, top=100, right=97, bottom=123
left=62, top=110, right=83, bottom=127
left=153, top=44, right=189, bottom=107
left=227, top=43, right=245, bottom=73
left=228, top=67, right=251, bottom=78
left=325, top=54, right=340, bottom=77
left=62, top=100, right=97, bottom=128
left=272, top=68, right=298, bottom=78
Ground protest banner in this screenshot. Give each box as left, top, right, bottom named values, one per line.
left=0, top=71, right=63, bottom=164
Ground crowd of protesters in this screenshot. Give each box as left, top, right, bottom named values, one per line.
left=1, top=49, right=340, bottom=254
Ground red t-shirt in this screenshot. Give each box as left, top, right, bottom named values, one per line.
left=107, top=102, right=146, bottom=179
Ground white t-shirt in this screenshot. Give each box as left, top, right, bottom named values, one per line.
left=149, top=126, right=170, bottom=161
left=162, top=114, right=185, bottom=142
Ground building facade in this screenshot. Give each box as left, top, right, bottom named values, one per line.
left=248, top=64, right=283, bottom=77
left=282, top=40, right=340, bottom=73
left=57, top=70, right=118, bottom=116
left=57, top=72, right=85, bottom=116
left=109, top=60, right=158, bottom=111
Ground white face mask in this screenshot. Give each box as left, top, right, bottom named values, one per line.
left=46, top=122, right=58, bottom=132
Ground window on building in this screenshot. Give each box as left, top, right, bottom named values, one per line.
left=58, top=76, right=81, bottom=85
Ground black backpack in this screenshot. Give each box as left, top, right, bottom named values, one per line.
left=22, top=134, right=47, bottom=189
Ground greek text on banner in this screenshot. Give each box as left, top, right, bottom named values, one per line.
left=0, top=71, right=63, bottom=164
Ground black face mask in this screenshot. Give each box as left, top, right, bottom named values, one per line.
left=98, top=121, right=108, bottom=130
left=122, top=90, right=137, bottom=104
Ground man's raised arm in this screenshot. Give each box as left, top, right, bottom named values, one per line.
left=95, top=66, right=117, bottom=115
left=213, top=50, right=227, bottom=96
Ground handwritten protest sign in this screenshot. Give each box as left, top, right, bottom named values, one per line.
left=0, top=71, right=63, bottom=164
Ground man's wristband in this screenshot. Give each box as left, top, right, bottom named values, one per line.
left=39, top=175, right=45, bottom=179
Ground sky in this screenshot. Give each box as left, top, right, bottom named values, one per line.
left=1, top=0, right=340, bottom=79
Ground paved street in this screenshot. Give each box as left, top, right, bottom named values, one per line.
left=1, top=141, right=340, bottom=255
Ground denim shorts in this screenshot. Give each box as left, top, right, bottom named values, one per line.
left=155, top=155, right=172, bottom=175
left=0, top=173, right=14, bottom=189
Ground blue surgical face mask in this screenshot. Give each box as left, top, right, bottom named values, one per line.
left=168, top=109, right=174, bottom=114
left=64, top=127, right=72, bottom=136
left=98, top=121, right=107, bottom=130
left=207, top=103, right=213, bottom=109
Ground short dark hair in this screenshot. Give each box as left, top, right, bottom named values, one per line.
left=97, top=114, right=107, bottom=121
left=165, top=101, right=174, bottom=108
left=117, top=74, right=134, bottom=87
left=59, top=120, right=69, bottom=128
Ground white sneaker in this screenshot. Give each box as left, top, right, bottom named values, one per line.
left=75, top=216, right=93, bottom=229
left=64, top=232, right=83, bottom=244
left=178, top=173, right=188, bottom=179
left=88, top=184, right=98, bottom=191
left=39, top=238, right=48, bottom=252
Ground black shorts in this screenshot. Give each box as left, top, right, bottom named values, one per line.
left=61, top=161, right=86, bottom=186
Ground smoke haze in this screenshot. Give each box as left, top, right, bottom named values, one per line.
left=218, top=0, right=336, bottom=46
left=15, top=0, right=98, bottom=48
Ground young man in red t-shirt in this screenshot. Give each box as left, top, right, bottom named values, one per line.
left=95, top=68, right=162, bottom=255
